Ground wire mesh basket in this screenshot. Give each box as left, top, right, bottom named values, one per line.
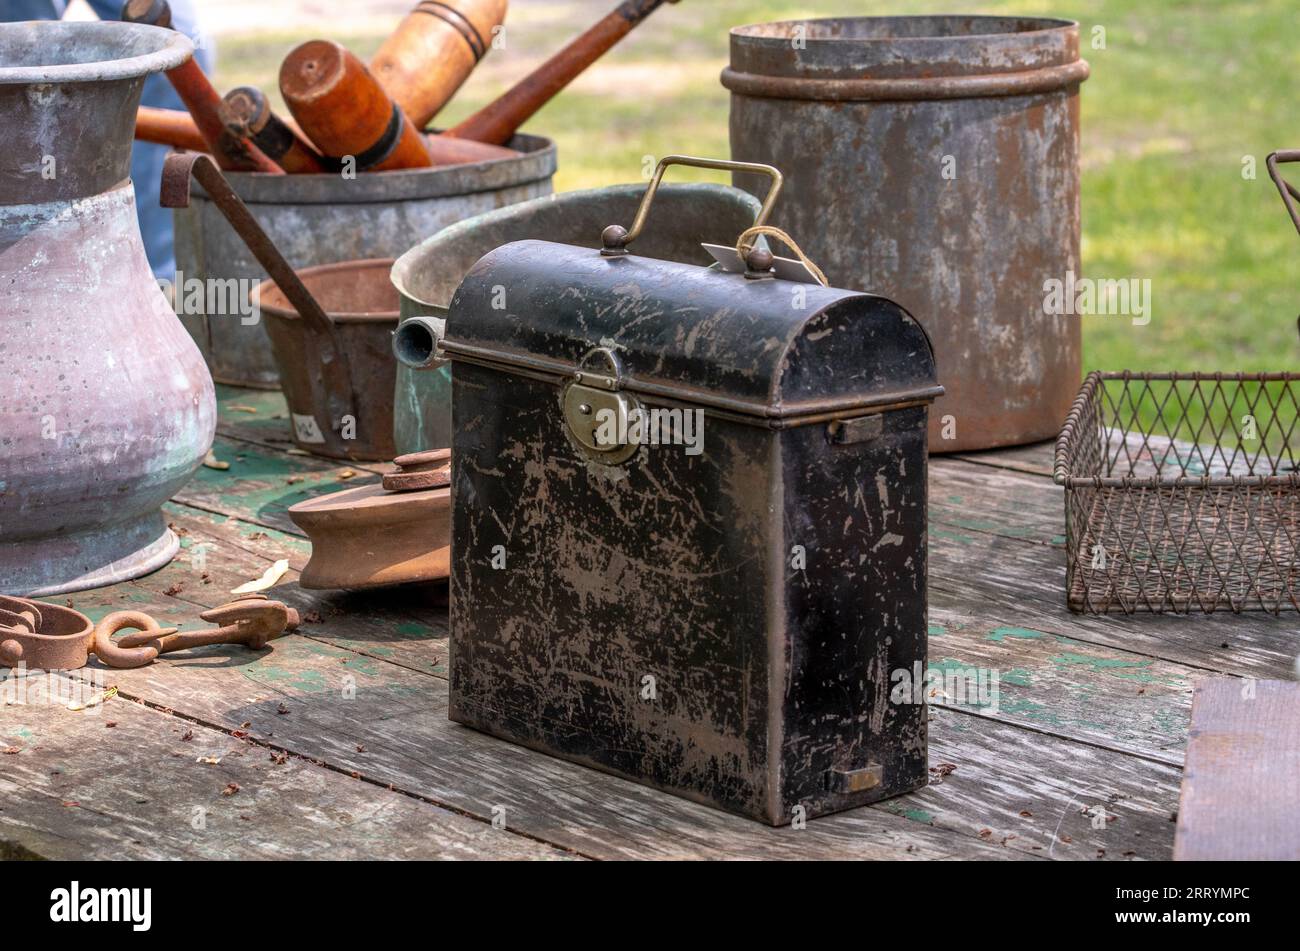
left=1055, top=372, right=1300, bottom=614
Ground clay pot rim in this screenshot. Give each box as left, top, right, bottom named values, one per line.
left=288, top=482, right=450, bottom=520
left=253, top=258, right=401, bottom=324
left=0, top=21, right=193, bottom=85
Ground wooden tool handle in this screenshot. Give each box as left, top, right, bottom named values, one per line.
left=372, top=0, right=508, bottom=130
left=135, top=105, right=208, bottom=151
left=221, top=86, right=327, bottom=174
left=425, top=134, right=520, bottom=164
left=280, top=40, right=434, bottom=172
left=121, top=0, right=284, bottom=174
left=448, top=0, right=677, bottom=145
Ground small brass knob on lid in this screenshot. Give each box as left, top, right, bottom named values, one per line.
left=601, top=224, right=630, bottom=256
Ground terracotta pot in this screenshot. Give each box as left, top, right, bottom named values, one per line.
left=254, top=258, right=401, bottom=461
left=288, top=450, right=451, bottom=589
left=0, top=21, right=216, bottom=596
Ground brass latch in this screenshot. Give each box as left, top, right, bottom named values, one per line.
left=562, top=347, right=639, bottom=464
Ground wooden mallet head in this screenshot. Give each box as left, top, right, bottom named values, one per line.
left=121, top=0, right=172, bottom=29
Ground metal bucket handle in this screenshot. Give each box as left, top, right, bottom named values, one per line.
left=160, top=151, right=358, bottom=428
left=1266, top=150, right=1300, bottom=236
left=1265, top=150, right=1300, bottom=342
left=599, top=155, right=783, bottom=256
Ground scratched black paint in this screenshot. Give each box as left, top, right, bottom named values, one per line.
left=443, top=239, right=940, bottom=824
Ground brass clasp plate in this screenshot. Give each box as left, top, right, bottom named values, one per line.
left=562, top=348, right=640, bottom=464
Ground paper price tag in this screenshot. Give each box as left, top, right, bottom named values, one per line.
left=292, top=414, right=326, bottom=444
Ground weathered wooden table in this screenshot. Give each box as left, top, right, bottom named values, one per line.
left=3, top=387, right=1293, bottom=861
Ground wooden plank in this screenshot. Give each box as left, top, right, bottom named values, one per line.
left=949, top=440, right=1056, bottom=478
left=927, top=608, right=1194, bottom=765
left=214, top=385, right=393, bottom=474
left=214, top=383, right=301, bottom=452
left=0, top=671, right=574, bottom=861
left=930, top=527, right=1300, bottom=680
left=176, top=435, right=381, bottom=537
left=931, top=457, right=1066, bottom=548
left=43, top=553, right=994, bottom=859
left=160, top=502, right=1196, bottom=766
left=51, top=609, right=1184, bottom=859
left=910, top=711, right=1180, bottom=860
left=21, top=391, right=1187, bottom=859
left=1174, top=678, right=1300, bottom=860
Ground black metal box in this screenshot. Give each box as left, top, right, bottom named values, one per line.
left=442, top=166, right=941, bottom=824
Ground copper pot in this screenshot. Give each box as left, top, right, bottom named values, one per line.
left=0, top=22, right=216, bottom=596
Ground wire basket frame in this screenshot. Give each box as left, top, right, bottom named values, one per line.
left=1054, top=372, right=1300, bottom=614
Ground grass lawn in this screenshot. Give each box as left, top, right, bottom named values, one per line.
left=216, top=0, right=1300, bottom=378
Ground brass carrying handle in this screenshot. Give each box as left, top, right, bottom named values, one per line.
left=601, top=155, right=783, bottom=255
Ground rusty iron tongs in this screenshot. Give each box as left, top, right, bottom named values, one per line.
left=158, top=151, right=358, bottom=432
left=93, top=593, right=300, bottom=670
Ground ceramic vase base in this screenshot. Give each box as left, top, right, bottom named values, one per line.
left=2, top=516, right=179, bottom=598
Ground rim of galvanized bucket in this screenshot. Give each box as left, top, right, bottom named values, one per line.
left=730, top=15, right=1078, bottom=44
left=391, top=181, right=761, bottom=310
left=190, top=131, right=557, bottom=205
left=725, top=16, right=1087, bottom=99
left=0, top=20, right=192, bottom=84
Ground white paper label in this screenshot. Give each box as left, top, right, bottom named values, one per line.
left=292, top=413, right=326, bottom=444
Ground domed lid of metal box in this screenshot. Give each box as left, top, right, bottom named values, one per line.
left=443, top=237, right=940, bottom=425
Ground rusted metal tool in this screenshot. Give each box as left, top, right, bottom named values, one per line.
left=94, top=594, right=300, bottom=670
left=220, top=86, right=327, bottom=174
left=0, top=597, right=96, bottom=672
left=161, top=151, right=359, bottom=451
left=448, top=0, right=680, bottom=146
left=121, top=0, right=283, bottom=173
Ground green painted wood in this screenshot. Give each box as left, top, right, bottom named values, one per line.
left=175, top=435, right=380, bottom=537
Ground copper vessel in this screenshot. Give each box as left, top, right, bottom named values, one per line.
left=0, top=21, right=216, bottom=596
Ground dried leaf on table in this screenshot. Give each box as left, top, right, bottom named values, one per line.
left=202, top=450, right=230, bottom=471
left=231, top=559, right=290, bottom=594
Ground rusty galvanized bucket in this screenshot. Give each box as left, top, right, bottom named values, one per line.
left=724, top=16, right=1089, bottom=452
left=390, top=182, right=762, bottom=453
left=173, top=133, right=557, bottom=389
left=254, top=259, right=401, bottom=461
left=0, top=21, right=216, bottom=597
